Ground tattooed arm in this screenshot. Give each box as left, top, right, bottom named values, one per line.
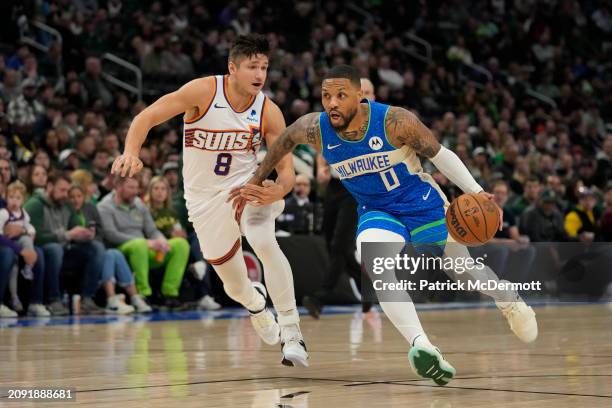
left=384, top=106, right=501, bottom=228
left=229, top=112, right=322, bottom=211
left=251, top=112, right=322, bottom=185
left=385, top=106, right=441, bottom=157
left=385, top=106, right=483, bottom=194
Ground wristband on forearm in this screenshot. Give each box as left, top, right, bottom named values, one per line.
left=429, top=146, right=483, bottom=194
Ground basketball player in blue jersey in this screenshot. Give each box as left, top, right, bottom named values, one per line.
left=233, top=65, right=538, bottom=385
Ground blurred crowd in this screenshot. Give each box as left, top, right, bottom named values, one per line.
left=1, top=0, right=612, bottom=317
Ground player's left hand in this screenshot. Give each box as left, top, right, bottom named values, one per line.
left=478, top=191, right=503, bottom=231
left=240, top=180, right=284, bottom=207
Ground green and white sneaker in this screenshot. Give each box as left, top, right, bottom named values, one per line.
left=408, top=345, right=456, bottom=386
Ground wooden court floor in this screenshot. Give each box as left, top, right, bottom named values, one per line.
left=0, top=303, right=611, bottom=407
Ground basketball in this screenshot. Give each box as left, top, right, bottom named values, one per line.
left=445, top=193, right=500, bottom=246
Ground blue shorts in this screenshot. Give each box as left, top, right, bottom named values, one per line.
left=357, top=204, right=448, bottom=256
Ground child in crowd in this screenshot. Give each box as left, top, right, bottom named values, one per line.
left=0, top=181, right=36, bottom=312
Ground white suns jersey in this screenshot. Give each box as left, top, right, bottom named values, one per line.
left=182, top=75, right=267, bottom=199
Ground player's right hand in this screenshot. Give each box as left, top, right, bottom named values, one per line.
left=111, top=153, right=144, bottom=177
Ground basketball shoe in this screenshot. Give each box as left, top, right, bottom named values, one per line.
left=249, top=282, right=281, bottom=345
left=278, top=309, right=309, bottom=367
left=496, top=292, right=538, bottom=343
left=408, top=342, right=456, bottom=386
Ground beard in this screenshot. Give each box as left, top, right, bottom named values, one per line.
left=329, top=106, right=358, bottom=131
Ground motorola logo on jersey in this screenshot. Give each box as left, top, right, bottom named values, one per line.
left=185, top=128, right=261, bottom=152
left=369, top=136, right=383, bottom=151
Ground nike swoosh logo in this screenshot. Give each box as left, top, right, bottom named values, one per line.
left=422, top=187, right=431, bottom=200
left=214, top=103, right=227, bottom=108
left=327, top=144, right=341, bottom=150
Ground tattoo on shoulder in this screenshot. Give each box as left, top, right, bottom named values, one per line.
left=298, top=112, right=321, bottom=147
left=385, top=107, right=440, bottom=158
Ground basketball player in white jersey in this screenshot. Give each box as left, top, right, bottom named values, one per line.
left=111, top=34, right=308, bottom=367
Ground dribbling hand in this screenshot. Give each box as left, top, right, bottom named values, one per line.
left=477, top=191, right=503, bottom=231
left=111, top=153, right=144, bottom=178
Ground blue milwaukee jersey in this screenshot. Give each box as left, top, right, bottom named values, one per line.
left=320, top=100, right=446, bottom=217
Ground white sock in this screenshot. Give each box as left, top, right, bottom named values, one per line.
left=357, top=228, right=431, bottom=348
left=379, top=300, right=430, bottom=347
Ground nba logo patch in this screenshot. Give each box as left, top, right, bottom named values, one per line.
left=369, top=136, right=383, bottom=151
left=247, top=109, right=258, bottom=122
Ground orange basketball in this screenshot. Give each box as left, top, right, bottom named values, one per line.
left=445, top=193, right=500, bottom=246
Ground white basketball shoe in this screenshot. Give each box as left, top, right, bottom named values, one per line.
left=497, top=294, right=538, bottom=343
left=279, top=310, right=309, bottom=367
left=249, top=282, right=280, bottom=345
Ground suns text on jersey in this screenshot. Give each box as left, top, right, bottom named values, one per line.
left=184, top=129, right=260, bottom=152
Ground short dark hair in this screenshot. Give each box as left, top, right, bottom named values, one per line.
left=229, top=34, right=270, bottom=64
left=526, top=175, right=541, bottom=184
left=47, top=171, right=70, bottom=186
left=323, top=65, right=361, bottom=87
left=492, top=180, right=508, bottom=190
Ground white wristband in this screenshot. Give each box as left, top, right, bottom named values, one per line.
left=430, top=146, right=483, bottom=194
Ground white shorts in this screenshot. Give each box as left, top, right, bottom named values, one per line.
left=186, top=189, right=284, bottom=265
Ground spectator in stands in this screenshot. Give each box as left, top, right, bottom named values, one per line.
left=68, top=183, right=150, bottom=313
left=58, top=149, right=80, bottom=173
left=0, top=237, right=39, bottom=317
left=0, top=181, right=37, bottom=313
left=166, top=35, right=194, bottom=78
left=144, top=176, right=220, bottom=310
left=545, top=174, right=568, bottom=212
left=0, top=157, right=12, bottom=184
left=80, top=57, right=113, bottom=107
left=489, top=180, right=535, bottom=282
left=600, top=185, right=612, bottom=242
left=520, top=189, right=567, bottom=242
left=0, top=69, right=21, bottom=102
left=141, top=35, right=172, bottom=76
left=564, top=186, right=600, bottom=242
left=97, top=176, right=188, bottom=309
left=6, top=78, right=44, bottom=139
left=26, top=164, right=47, bottom=196
left=70, top=169, right=97, bottom=203
left=74, top=133, right=97, bottom=171
left=161, top=161, right=180, bottom=196
left=595, top=134, right=612, bottom=186
left=360, top=78, right=375, bottom=101
left=509, top=176, right=542, bottom=217
left=91, top=150, right=111, bottom=185
left=24, top=172, right=105, bottom=315
left=277, top=174, right=316, bottom=234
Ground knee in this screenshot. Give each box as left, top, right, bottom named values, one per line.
left=246, top=231, right=277, bottom=254
left=356, top=228, right=404, bottom=260
left=106, top=248, right=122, bottom=258
left=0, top=247, right=16, bottom=269
left=43, top=243, right=64, bottom=260
left=126, top=238, right=149, bottom=254
left=91, top=240, right=106, bottom=256
left=169, top=238, right=189, bottom=255
left=104, top=248, right=120, bottom=264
